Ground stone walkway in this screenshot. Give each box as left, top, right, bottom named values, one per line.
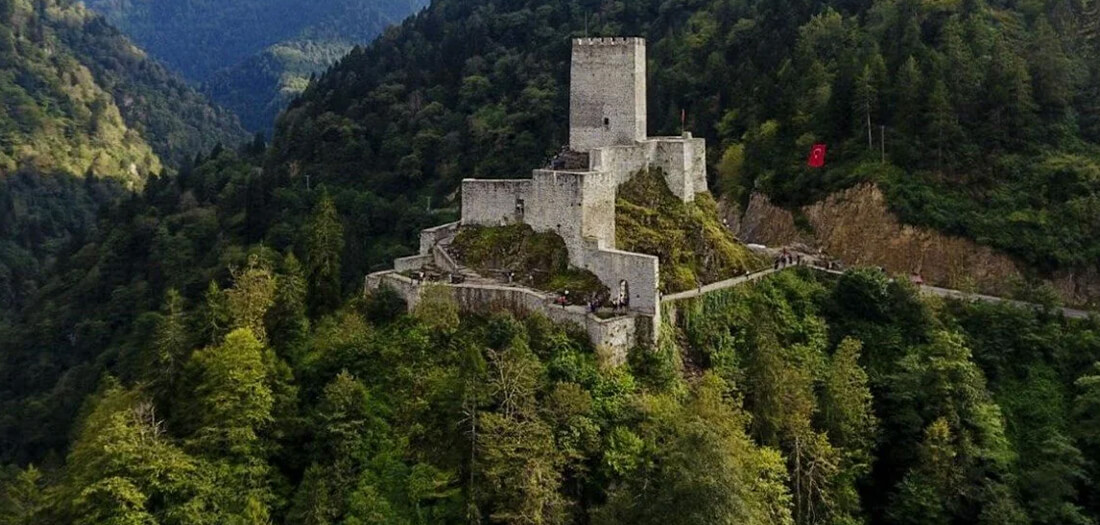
left=662, top=265, right=1096, bottom=320
left=661, top=268, right=781, bottom=302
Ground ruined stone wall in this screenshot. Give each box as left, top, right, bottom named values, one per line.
left=367, top=271, right=643, bottom=363
left=394, top=254, right=432, bottom=272
left=461, top=179, right=532, bottom=226
left=582, top=241, right=660, bottom=317
left=581, top=170, right=618, bottom=250
left=452, top=283, right=641, bottom=364
left=527, top=170, right=588, bottom=266
left=650, top=136, right=707, bottom=201
left=589, top=144, right=650, bottom=186
left=569, top=37, right=646, bottom=152
left=419, top=221, right=460, bottom=255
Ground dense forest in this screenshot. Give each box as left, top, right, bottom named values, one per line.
left=4, top=148, right=1100, bottom=522
left=273, top=0, right=1100, bottom=274
left=3, top=0, right=1100, bottom=522
left=85, top=0, right=428, bottom=130
left=0, top=0, right=245, bottom=312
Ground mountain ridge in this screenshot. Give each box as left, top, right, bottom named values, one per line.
left=84, top=0, right=428, bottom=130
left=0, top=0, right=246, bottom=311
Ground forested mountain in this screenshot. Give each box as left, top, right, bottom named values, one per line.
left=4, top=152, right=1100, bottom=523
left=273, top=0, right=1100, bottom=278
left=4, top=0, right=1100, bottom=523
left=0, top=0, right=245, bottom=312
left=84, top=0, right=428, bottom=130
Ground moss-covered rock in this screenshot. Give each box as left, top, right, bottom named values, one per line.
left=617, top=169, right=764, bottom=293
left=450, top=224, right=608, bottom=303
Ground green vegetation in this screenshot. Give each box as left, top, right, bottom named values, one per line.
left=4, top=0, right=1100, bottom=522
left=0, top=0, right=245, bottom=311
left=84, top=0, right=427, bottom=130
left=451, top=224, right=607, bottom=301
left=204, top=40, right=359, bottom=131
left=273, top=0, right=1100, bottom=280
left=666, top=267, right=1100, bottom=524
left=0, top=0, right=240, bottom=179
left=7, top=182, right=1100, bottom=523
left=617, top=168, right=763, bottom=293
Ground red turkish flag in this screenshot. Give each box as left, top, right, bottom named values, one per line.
left=807, top=143, right=827, bottom=168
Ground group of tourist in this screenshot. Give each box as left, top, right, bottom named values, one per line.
left=553, top=288, right=629, bottom=314
left=774, top=250, right=803, bottom=270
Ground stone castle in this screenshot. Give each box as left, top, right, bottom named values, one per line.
left=366, top=37, right=710, bottom=356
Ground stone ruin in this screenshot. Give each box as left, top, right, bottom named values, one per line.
left=366, top=37, right=710, bottom=359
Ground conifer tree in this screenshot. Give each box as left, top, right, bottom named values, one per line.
left=894, top=56, right=923, bottom=137
left=151, top=288, right=191, bottom=411
left=62, top=384, right=213, bottom=525
left=185, top=329, right=277, bottom=521
left=0, top=466, right=45, bottom=525
left=821, top=338, right=876, bottom=455
left=225, top=255, right=277, bottom=342
left=853, top=64, right=878, bottom=150
left=1074, top=363, right=1100, bottom=449
left=266, top=252, right=309, bottom=357
left=925, top=80, right=963, bottom=171
left=304, top=191, right=344, bottom=317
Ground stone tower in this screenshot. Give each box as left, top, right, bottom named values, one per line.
left=569, top=37, right=646, bottom=152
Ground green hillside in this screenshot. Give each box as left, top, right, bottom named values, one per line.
left=85, top=0, right=428, bottom=130
left=4, top=0, right=1100, bottom=523
left=272, top=0, right=1100, bottom=276
left=0, top=0, right=245, bottom=310
left=204, top=40, right=355, bottom=132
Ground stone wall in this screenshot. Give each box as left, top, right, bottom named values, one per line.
left=432, top=244, right=460, bottom=274
left=527, top=170, right=588, bottom=265
left=366, top=271, right=645, bottom=363
left=419, top=221, right=460, bottom=255
left=651, top=136, right=707, bottom=201
left=582, top=240, right=660, bottom=318
left=394, top=254, right=432, bottom=272
left=569, top=37, right=646, bottom=152
left=589, top=144, right=649, bottom=186
left=579, top=170, right=619, bottom=251
left=586, top=136, right=707, bottom=203
left=461, top=179, right=532, bottom=226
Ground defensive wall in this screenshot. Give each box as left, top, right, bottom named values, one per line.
left=366, top=271, right=652, bottom=362
left=587, top=134, right=707, bottom=202
left=462, top=170, right=660, bottom=317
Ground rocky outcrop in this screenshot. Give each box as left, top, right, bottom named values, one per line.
left=731, top=183, right=1100, bottom=308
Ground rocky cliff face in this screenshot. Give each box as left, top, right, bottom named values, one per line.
left=727, top=183, right=1100, bottom=308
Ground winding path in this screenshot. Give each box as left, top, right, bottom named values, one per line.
left=662, top=265, right=1096, bottom=320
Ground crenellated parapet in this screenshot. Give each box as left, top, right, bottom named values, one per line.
left=571, top=36, right=645, bottom=46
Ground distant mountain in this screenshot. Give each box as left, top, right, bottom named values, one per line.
left=0, top=0, right=246, bottom=311
left=83, top=0, right=427, bottom=130
left=204, top=40, right=360, bottom=132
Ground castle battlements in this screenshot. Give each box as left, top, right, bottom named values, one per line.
left=572, top=37, right=645, bottom=46
left=366, top=37, right=710, bottom=359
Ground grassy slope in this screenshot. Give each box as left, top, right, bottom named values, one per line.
left=617, top=169, right=764, bottom=293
